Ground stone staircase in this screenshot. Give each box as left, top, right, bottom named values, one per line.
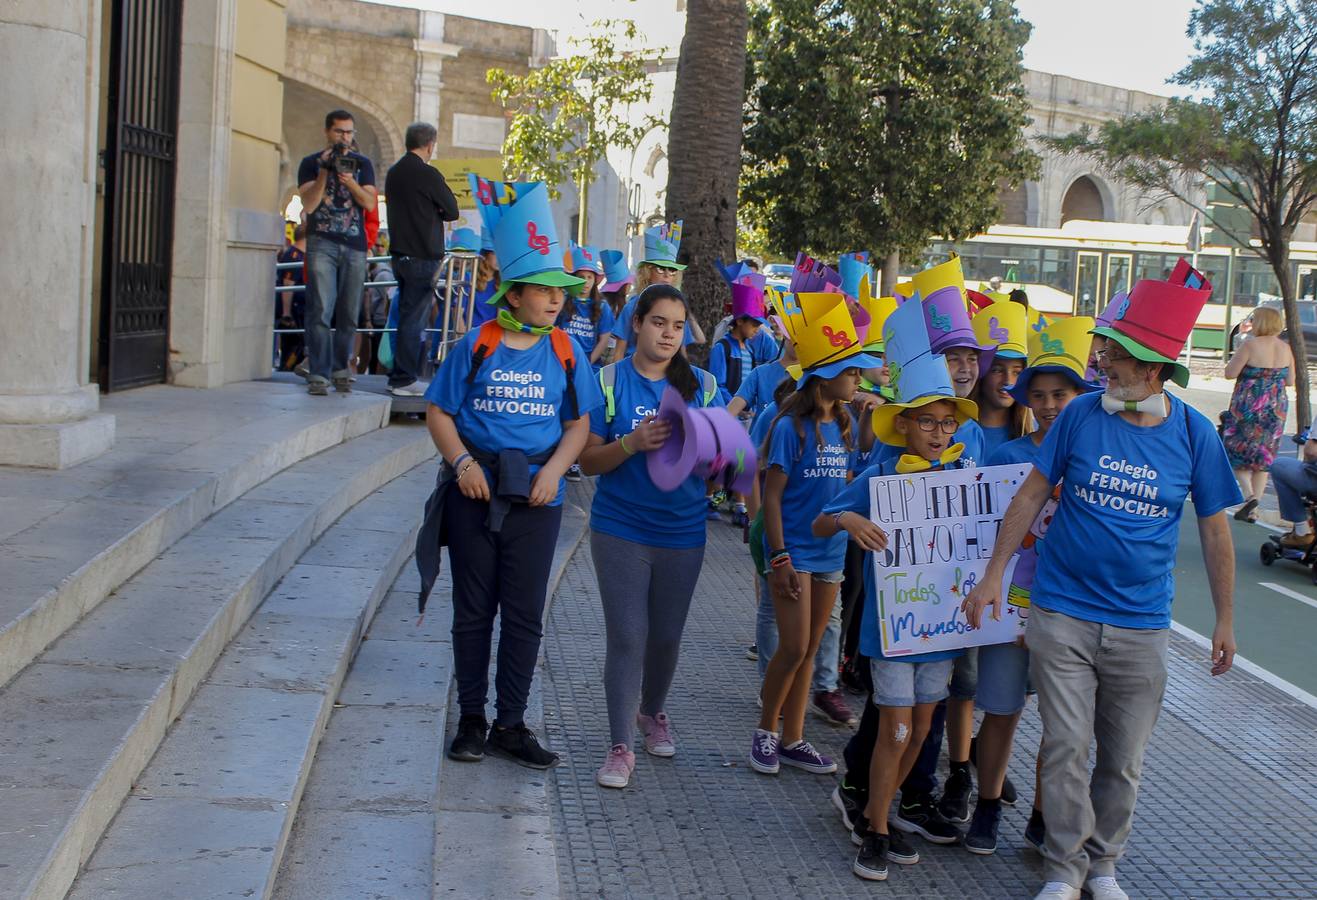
left=0, top=385, right=437, bottom=900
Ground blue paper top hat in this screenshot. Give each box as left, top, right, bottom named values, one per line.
left=642, top=221, right=686, bottom=270
left=480, top=224, right=495, bottom=253
left=871, top=296, right=978, bottom=446
left=568, top=242, right=605, bottom=276
left=599, top=249, right=633, bottom=292
left=468, top=175, right=582, bottom=304
left=838, top=252, right=873, bottom=300
left=448, top=227, right=479, bottom=253
left=717, top=258, right=758, bottom=286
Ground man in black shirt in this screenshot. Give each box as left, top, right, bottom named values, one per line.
left=297, top=109, right=377, bottom=395
left=384, top=121, right=460, bottom=395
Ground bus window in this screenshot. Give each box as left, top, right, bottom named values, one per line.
left=1075, top=252, right=1101, bottom=316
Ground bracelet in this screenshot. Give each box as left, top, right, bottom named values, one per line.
left=769, top=553, right=792, bottom=570
left=619, top=434, right=636, bottom=456
left=451, top=452, right=471, bottom=471
left=456, top=460, right=474, bottom=481
left=833, top=510, right=847, bottom=529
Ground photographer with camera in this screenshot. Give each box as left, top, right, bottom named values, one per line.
left=296, top=109, right=377, bottom=395
left=384, top=121, right=459, bottom=396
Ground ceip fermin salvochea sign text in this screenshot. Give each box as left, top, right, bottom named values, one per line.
left=868, top=464, right=1032, bottom=656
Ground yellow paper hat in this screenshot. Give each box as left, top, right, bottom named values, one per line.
left=857, top=277, right=900, bottom=351
left=1026, top=306, right=1048, bottom=331
left=1008, top=315, right=1100, bottom=403
left=911, top=256, right=968, bottom=310
left=971, top=300, right=1028, bottom=359
left=772, top=290, right=869, bottom=370
left=983, top=290, right=1011, bottom=304
left=893, top=281, right=916, bottom=299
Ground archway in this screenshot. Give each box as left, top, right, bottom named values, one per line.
left=1060, top=175, right=1108, bottom=224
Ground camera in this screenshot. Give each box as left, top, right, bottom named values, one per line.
left=320, top=142, right=358, bottom=176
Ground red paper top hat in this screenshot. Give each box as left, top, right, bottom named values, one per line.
left=1090, top=258, right=1211, bottom=388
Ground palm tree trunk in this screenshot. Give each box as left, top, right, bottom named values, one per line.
left=665, top=0, right=749, bottom=365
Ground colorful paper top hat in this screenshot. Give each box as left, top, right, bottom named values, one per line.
left=769, top=289, right=878, bottom=385
left=448, top=226, right=479, bottom=252
left=790, top=252, right=842, bottom=294
left=599, top=249, right=633, bottom=292
left=729, top=273, right=767, bottom=322
left=647, top=386, right=757, bottom=495
left=893, top=281, right=916, bottom=299
left=911, top=256, right=969, bottom=309
left=567, top=242, right=605, bottom=276
left=1094, top=291, right=1125, bottom=329
left=469, top=176, right=582, bottom=304
left=1008, top=315, right=1100, bottom=403
left=856, top=278, right=900, bottom=352
left=972, top=300, right=1028, bottom=359
left=923, top=287, right=993, bottom=355
left=1090, top=258, right=1211, bottom=388
left=839, top=252, right=874, bottom=300
left=717, top=259, right=759, bottom=286
left=641, top=221, right=686, bottom=270
left=871, top=298, right=978, bottom=447
left=480, top=224, right=495, bottom=253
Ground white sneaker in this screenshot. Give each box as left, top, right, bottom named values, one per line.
left=389, top=380, right=428, bottom=397
left=1084, top=876, right=1129, bottom=900
left=1034, top=883, right=1081, bottom=900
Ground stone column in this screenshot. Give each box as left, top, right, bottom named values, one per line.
left=0, top=1, right=114, bottom=468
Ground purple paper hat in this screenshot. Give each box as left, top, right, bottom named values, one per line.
left=692, top=406, right=757, bottom=495
left=599, top=249, right=633, bottom=292
left=730, top=274, right=767, bottom=322
left=646, top=387, right=758, bottom=495
left=922, top=286, right=994, bottom=356
left=1094, top=291, right=1126, bottom=330
left=790, top=252, right=841, bottom=294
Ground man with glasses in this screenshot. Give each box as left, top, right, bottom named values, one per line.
left=965, top=262, right=1240, bottom=900
left=297, top=110, right=378, bottom=395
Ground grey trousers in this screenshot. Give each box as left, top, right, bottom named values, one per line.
left=1029, top=604, right=1169, bottom=888
left=591, top=530, right=705, bottom=747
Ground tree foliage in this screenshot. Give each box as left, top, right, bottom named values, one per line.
left=741, top=0, right=1039, bottom=286
left=488, top=20, right=666, bottom=216
left=1047, top=0, right=1317, bottom=426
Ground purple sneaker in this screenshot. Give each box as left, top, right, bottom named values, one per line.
left=749, top=729, right=780, bottom=774
left=779, top=739, right=837, bottom=774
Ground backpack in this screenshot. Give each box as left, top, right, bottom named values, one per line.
left=716, top=335, right=756, bottom=395
left=599, top=361, right=718, bottom=423
left=465, top=319, right=581, bottom=420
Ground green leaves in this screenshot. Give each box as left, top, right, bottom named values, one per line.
left=487, top=19, right=667, bottom=200
left=741, top=0, right=1038, bottom=263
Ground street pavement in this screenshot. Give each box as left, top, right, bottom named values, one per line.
left=538, top=474, right=1317, bottom=898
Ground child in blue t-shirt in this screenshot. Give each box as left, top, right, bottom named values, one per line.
left=557, top=267, right=615, bottom=368
left=751, top=364, right=866, bottom=780
left=815, top=391, right=974, bottom=881
left=578, top=285, right=722, bottom=791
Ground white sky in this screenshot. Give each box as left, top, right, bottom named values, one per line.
left=371, top=0, right=1200, bottom=97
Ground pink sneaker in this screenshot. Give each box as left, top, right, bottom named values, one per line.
left=596, top=744, right=635, bottom=789
left=637, top=712, right=677, bottom=757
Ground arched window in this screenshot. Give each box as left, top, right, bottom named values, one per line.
left=1060, top=175, right=1107, bottom=223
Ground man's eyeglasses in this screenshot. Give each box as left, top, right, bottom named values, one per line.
left=907, top=415, right=959, bottom=434
left=330, top=127, right=355, bottom=138
left=1094, top=347, right=1133, bottom=364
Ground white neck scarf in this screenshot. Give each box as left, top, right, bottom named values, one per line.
left=1100, top=392, right=1167, bottom=419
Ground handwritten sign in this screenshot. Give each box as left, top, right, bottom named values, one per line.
left=868, top=463, right=1031, bottom=656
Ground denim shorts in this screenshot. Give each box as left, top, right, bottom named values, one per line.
left=869, top=656, right=954, bottom=708
left=948, top=647, right=978, bottom=700
left=975, top=640, right=1030, bottom=715
left=804, top=569, right=845, bottom=584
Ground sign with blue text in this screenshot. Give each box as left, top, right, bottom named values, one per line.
left=869, top=463, right=1032, bottom=656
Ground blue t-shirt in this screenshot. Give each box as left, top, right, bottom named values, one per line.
left=1031, top=392, right=1242, bottom=628
left=824, top=460, right=966, bottom=663
left=874, top=418, right=986, bottom=469
left=469, top=283, right=498, bottom=327
left=987, top=434, right=1043, bottom=468
left=426, top=329, right=604, bottom=506
left=612, top=297, right=697, bottom=354
left=763, top=417, right=854, bottom=573
left=589, top=360, right=724, bottom=549
left=737, top=361, right=790, bottom=422
left=751, top=400, right=779, bottom=452
left=561, top=298, right=615, bottom=356
left=980, top=424, right=1013, bottom=460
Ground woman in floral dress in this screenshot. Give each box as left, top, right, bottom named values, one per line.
left=1222, top=306, right=1294, bottom=521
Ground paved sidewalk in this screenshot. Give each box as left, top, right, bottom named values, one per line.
left=540, top=514, right=1317, bottom=898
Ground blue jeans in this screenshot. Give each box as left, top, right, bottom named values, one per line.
left=755, top=575, right=842, bottom=693
left=390, top=255, right=440, bottom=387
left=1270, top=456, right=1317, bottom=524
left=305, top=236, right=367, bottom=381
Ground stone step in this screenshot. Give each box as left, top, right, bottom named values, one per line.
left=271, top=485, right=591, bottom=900
left=0, top=386, right=393, bottom=690
left=0, top=425, right=436, bottom=900
left=63, top=462, right=438, bottom=900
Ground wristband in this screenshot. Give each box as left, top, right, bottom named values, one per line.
left=833, top=510, right=847, bottom=529
left=451, top=452, right=471, bottom=471
left=769, top=553, right=792, bottom=570
left=619, top=434, right=636, bottom=456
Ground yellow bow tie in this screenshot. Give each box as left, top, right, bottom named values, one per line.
left=896, top=443, right=965, bottom=474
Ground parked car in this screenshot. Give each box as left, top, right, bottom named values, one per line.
left=1229, top=298, right=1317, bottom=356
left=763, top=263, right=792, bottom=291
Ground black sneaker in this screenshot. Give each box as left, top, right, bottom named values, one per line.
left=964, top=798, right=1002, bottom=855
left=447, top=714, right=488, bottom=762
left=486, top=723, right=561, bottom=769
left=565, top=464, right=582, bottom=482
left=893, top=794, right=962, bottom=844
left=1000, top=773, right=1019, bottom=806
left=849, top=811, right=870, bottom=847
left=852, top=833, right=889, bottom=881
left=833, top=781, right=864, bottom=832
left=745, top=643, right=759, bottom=661
left=1024, top=808, right=1046, bottom=852
left=939, top=764, right=974, bottom=824
left=885, top=824, right=920, bottom=865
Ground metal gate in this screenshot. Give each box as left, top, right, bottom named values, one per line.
left=99, top=0, right=183, bottom=391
